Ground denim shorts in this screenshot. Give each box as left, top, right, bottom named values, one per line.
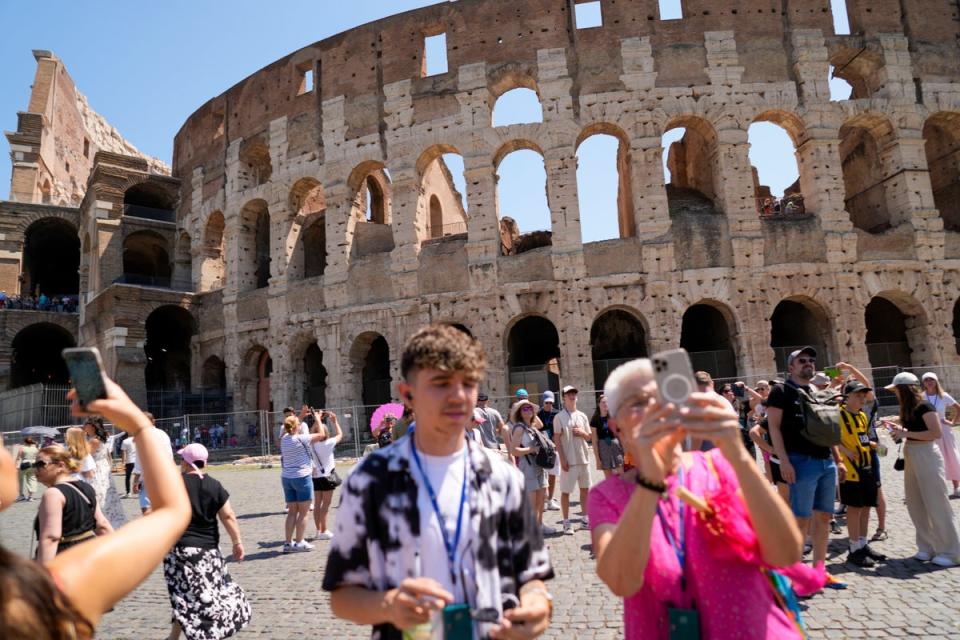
left=787, top=453, right=837, bottom=518
left=281, top=475, right=314, bottom=503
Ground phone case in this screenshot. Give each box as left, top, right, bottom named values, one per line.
left=442, top=603, right=473, bottom=640
left=668, top=607, right=701, bottom=640
left=652, top=349, right=696, bottom=405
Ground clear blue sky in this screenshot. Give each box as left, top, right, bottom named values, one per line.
left=0, top=0, right=851, bottom=243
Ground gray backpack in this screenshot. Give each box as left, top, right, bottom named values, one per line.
left=792, top=384, right=843, bottom=448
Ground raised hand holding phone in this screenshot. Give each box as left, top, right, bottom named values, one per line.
left=62, top=347, right=108, bottom=410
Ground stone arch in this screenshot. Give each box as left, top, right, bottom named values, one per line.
left=494, top=140, right=551, bottom=253
left=417, top=145, right=468, bottom=242
left=505, top=314, right=561, bottom=395
left=123, top=180, right=177, bottom=213
left=750, top=110, right=808, bottom=217
left=348, top=161, right=392, bottom=225
left=287, top=178, right=327, bottom=281
left=680, top=300, right=739, bottom=379
left=239, top=344, right=272, bottom=412
left=144, top=305, right=196, bottom=392
left=769, top=296, right=835, bottom=371
left=21, top=217, right=80, bottom=296
left=839, top=112, right=899, bottom=233
left=489, top=70, right=543, bottom=125
left=829, top=46, right=885, bottom=100
left=864, top=291, right=933, bottom=370
left=662, top=115, right=723, bottom=215
left=238, top=138, right=272, bottom=190
left=10, top=322, right=76, bottom=389
left=199, top=210, right=225, bottom=291
left=238, top=199, right=271, bottom=291
left=348, top=332, right=392, bottom=426
left=200, top=355, right=227, bottom=390
left=122, top=230, right=171, bottom=285
left=576, top=123, right=635, bottom=240
left=590, top=307, right=649, bottom=391
left=174, top=231, right=192, bottom=288
left=922, top=111, right=960, bottom=232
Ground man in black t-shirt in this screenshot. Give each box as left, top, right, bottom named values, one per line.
left=538, top=391, right=560, bottom=510
left=766, top=346, right=845, bottom=569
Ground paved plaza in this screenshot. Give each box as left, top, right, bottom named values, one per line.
left=3, top=442, right=960, bottom=639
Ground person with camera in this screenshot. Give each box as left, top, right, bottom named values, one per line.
left=0, top=374, right=191, bottom=640
left=279, top=415, right=328, bottom=553
left=883, top=372, right=960, bottom=567
left=588, top=358, right=804, bottom=639
left=309, top=410, right=343, bottom=541
left=509, top=398, right=552, bottom=534
left=323, top=324, right=553, bottom=640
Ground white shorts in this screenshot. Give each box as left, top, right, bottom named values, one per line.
left=559, top=463, right=593, bottom=494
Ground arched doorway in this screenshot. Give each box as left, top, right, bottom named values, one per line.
left=506, top=316, right=561, bottom=395
left=238, top=200, right=271, bottom=291
left=10, top=323, right=75, bottom=388
left=122, top=230, right=172, bottom=285
left=144, top=306, right=195, bottom=392
left=303, top=344, right=327, bottom=408
left=21, top=218, right=80, bottom=296
left=200, top=356, right=227, bottom=390
left=680, top=304, right=738, bottom=379
left=200, top=211, right=225, bottom=291
left=770, top=299, right=831, bottom=371
left=865, top=298, right=914, bottom=369
left=350, top=333, right=392, bottom=431
left=591, top=310, right=648, bottom=391
left=257, top=351, right=272, bottom=412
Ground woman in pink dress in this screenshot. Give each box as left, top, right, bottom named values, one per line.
left=588, top=359, right=805, bottom=640
left=921, top=372, right=960, bottom=498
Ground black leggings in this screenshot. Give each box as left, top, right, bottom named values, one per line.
left=125, top=463, right=135, bottom=494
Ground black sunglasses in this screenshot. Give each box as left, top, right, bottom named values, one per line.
left=33, top=459, right=50, bottom=469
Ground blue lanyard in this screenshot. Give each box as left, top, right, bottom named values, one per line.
left=409, top=430, right=470, bottom=587
left=655, top=467, right=687, bottom=592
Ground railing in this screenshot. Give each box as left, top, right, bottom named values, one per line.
left=113, top=274, right=193, bottom=291
left=0, top=296, right=79, bottom=313
left=123, top=203, right=176, bottom=223
left=426, top=221, right=468, bottom=240
left=687, top=349, right=738, bottom=380
left=757, top=194, right=808, bottom=219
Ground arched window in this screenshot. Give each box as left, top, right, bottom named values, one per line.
left=10, top=323, right=75, bottom=388
left=429, top=196, right=444, bottom=239
left=417, top=147, right=469, bottom=242
left=662, top=118, right=721, bottom=216
left=365, top=177, right=387, bottom=224
left=122, top=231, right=172, bottom=286
left=303, top=344, right=327, bottom=408
left=865, top=297, right=914, bottom=369
left=21, top=218, right=80, bottom=296
left=302, top=219, right=327, bottom=279
left=680, top=303, right=738, bottom=379
left=923, top=112, right=960, bottom=232
left=591, top=310, right=648, bottom=390
left=145, top=305, right=195, bottom=392
left=238, top=200, right=271, bottom=291
left=200, top=356, right=227, bottom=390
left=506, top=316, right=561, bottom=395
left=496, top=146, right=551, bottom=254
left=174, top=231, right=192, bottom=289
left=492, top=88, right=543, bottom=127
left=123, top=182, right=177, bottom=220
left=200, top=211, right=225, bottom=291
left=770, top=299, right=831, bottom=371
left=839, top=115, right=897, bottom=233
left=749, top=119, right=804, bottom=218
left=238, top=140, right=272, bottom=189
left=577, top=130, right=634, bottom=242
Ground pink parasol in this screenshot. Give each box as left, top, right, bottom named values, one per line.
left=370, top=402, right=405, bottom=435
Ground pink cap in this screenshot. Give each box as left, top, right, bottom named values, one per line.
left=177, top=443, right=208, bottom=477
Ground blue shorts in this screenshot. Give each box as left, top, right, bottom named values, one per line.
left=281, top=475, right=314, bottom=503
left=787, top=453, right=837, bottom=518
left=139, top=483, right=151, bottom=511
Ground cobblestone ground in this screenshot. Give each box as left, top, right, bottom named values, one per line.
left=3, top=440, right=960, bottom=639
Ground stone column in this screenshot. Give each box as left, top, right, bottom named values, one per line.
left=543, top=146, right=586, bottom=280
left=795, top=133, right=858, bottom=263
left=713, top=129, right=762, bottom=269
left=463, top=157, right=500, bottom=291
left=389, top=167, right=422, bottom=299
left=321, top=180, right=354, bottom=286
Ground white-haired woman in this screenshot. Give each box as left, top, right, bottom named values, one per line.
left=588, top=359, right=805, bottom=639
left=921, top=372, right=960, bottom=498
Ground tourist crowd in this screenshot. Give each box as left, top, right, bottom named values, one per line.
left=0, top=292, right=78, bottom=312
left=2, top=324, right=960, bottom=640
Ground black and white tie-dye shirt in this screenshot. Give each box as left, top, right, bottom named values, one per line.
left=322, top=435, right=553, bottom=639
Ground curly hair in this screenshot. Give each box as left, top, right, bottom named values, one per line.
left=0, top=545, right=93, bottom=639
left=83, top=418, right=107, bottom=443
left=400, top=324, right=487, bottom=381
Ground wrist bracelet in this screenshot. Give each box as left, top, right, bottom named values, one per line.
left=634, top=473, right=667, bottom=498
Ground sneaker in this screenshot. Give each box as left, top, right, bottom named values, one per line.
left=863, top=545, right=887, bottom=562
left=830, top=519, right=842, bottom=535
left=579, top=519, right=590, bottom=530
left=802, top=543, right=812, bottom=556
left=913, top=551, right=932, bottom=562
left=293, top=540, right=315, bottom=552
left=546, top=499, right=560, bottom=511
left=930, top=554, right=958, bottom=568
left=282, top=542, right=294, bottom=554
left=562, top=520, right=574, bottom=535
left=316, top=531, right=334, bottom=541
left=847, top=548, right=875, bottom=568
left=824, top=574, right=847, bottom=590
left=834, top=504, right=847, bottom=515
left=14, top=496, right=25, bottom=502
left=541, top=524, right=556, bottom=536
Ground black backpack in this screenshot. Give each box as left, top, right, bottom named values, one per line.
left=526, top=426, right=557, bottom=469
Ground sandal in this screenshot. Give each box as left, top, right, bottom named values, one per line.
left=870, top=529, right=888, bottom=542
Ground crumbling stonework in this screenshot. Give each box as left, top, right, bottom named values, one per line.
left=2, top=1, right=960, bottom=415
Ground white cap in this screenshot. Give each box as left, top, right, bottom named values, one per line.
left=921, top=371, right=939, bottom=382
left=884, top=372, right=920, bottom=390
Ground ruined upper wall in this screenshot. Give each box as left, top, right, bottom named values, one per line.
left=171, top=0, right=960, bottom=185
left=4, top=51, right=169, bottom=206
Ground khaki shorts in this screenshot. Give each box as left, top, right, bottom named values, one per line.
left=559, top=463, right=592, bottom=494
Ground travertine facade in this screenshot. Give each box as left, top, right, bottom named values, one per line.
left=3, top=1, right=960, bottom=417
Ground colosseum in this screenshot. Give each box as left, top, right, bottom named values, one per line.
left=2, top=1, right=960, bottom=428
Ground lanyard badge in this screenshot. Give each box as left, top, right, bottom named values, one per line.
left=656, top=467, right=702, bottom=639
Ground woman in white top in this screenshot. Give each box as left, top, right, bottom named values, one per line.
left=309, top=411, right=343, bottom=540
left=922, top=372, right=960, bottom=497
left=279, top=415, right=326, bottom=553
left=65, top=427, right=95, bottom=483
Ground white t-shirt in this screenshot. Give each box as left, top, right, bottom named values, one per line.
left=554, top=409, right=592, bottom=465
left=121, top=437, right=137, bottom=466
left=414, top=446, right=475, bottom=639
left=311, top=438, right=338, bottom=478
left=132, top=428, right=174, bottom=475
left=276, top=421, right=310, bottom=442
left=924, top=393, right=958, bottom=421
left=72, top=454, right=96, bottom=483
